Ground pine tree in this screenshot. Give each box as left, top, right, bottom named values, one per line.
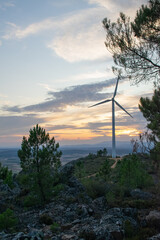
left=103, top=0, right=160, bottom=84
left=18, top=124, right=62, bottom=204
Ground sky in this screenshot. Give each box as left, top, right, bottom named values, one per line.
left=0, top=0, right=155, bottom=148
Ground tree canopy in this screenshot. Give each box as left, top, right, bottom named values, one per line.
left=139, top=87, right=160, bottom=140
left=103, top=0, right=160, bottom=84
left=18, top=124, right=62, bottom=204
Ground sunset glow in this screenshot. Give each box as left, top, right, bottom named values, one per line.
left=0, top=0, right=153, bottom=147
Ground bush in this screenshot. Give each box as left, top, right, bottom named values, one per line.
left=23, top=194, right=39, bottom=207
left=82, top=177, right=107, bottom=199
left=50, top=222, right=60, bottom=233
left=0, top=208, right=18, bottom=231
left=0, top=163, right=13, bottom=189
left=115, top=154, right=153, bottom=189
left=74, top=161, right=86, bottom=179
left=98, top=158, right=111, bottom=181
left=53, top=183, right=65, bottom=196
left=124, top=220, right=135, bottom=238
left=39, top=214, right=53, bottom=225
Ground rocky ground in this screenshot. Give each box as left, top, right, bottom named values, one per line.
left=0, top=163, right=160, bottom=240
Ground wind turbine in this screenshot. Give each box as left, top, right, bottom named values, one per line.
left=89, top=77, right=133, bottom=158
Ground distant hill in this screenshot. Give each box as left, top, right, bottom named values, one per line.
left=0, top=142, right=132, bottom=173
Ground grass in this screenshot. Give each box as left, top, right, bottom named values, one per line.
left=74, top=155, right=115, bottom=178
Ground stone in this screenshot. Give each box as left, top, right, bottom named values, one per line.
left=148, top=233, right=160, bottom=240
left=146, top=210, right=160, bottom=230
left=130, top=189, right=153, bottom=200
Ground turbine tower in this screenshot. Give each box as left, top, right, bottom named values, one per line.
left=89, top=77, right=133, bottom=158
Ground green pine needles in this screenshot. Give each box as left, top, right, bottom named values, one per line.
left=18, top=124, right=62, bottom=205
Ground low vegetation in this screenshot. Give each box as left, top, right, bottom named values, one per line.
left=74, top=152, right=154, bottom=207
left=0, top=208, right=18, bottom=231
left=0, top=162, right=14, bottom=189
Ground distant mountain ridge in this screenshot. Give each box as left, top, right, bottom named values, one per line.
left=61, top=140, right=132, bottom=149
left=0, top=141, right=132, bottom=173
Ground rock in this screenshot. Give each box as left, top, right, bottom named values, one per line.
left=61, top=223, right=73, bottom=231
left=67, top=176, right=85, bottom=192
left=148, top=233, right=160, bottom=240
left=0, top=179, right=11, bottom=192
left=130, top=189, right=153, bottom=200
left=11, top=230, right=44, bottom=240
left=61, top=234, right=78, bottom=240
left=59, top=163, right=74, bottom=180
left=146, top=210, right=160, bottom=230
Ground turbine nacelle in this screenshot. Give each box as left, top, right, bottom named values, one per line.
left=89, top=77, right=133, bottom=118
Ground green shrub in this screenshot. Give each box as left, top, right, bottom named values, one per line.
left=39, top=214, right=53, bottom=225
left=98, top=158, right=111, bottom=181
left=0, top=163, right=14, bottom=189
left=79, top=230, right=96, bottom=240
left=106, top=191, right=117, bottom=206
left=82, top=177, right=107, bottom=199
left=23, top=194, right=39, bottom=207
left=124, top=220, right=135, bottom=238
left=0, top=208, right=18, bottom=231
left=123, top=199, right=153, bottom=209
left=115, top=154, right=153, bottom=189
left=50, top=222, right=60, bottom=233
left=53, top=183, right=65, bottom=196
left=74, top=161, right=86, bottom=179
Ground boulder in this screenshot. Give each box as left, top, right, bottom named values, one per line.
left=148, top=233, right=160, bottom=240
left=146, top=210, right=160, bottom=230
left=130, top=189, right=153, bottom=200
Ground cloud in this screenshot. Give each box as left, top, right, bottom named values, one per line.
left=0, top=1, right=15, bottom=10
left=39, top=70, right=112, bottom=89
left=0, top=115, right=45, bottom=136
left=48, top=23, right=108, bottom=62
left=2, top=0, right=148, bottom=63
left=2, top=6, right=110, bottom=62
left=3, top=78, right=123, bottom=113
left=3, top=19, right=57, bottom=40
left=3, top=7, right=104, bottom=40
left=87, top=0, right=148, bottom=12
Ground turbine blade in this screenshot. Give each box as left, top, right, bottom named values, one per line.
left=114, top=100, right=133, bottom=118
left=89, top=99, right=111, bottom=108
left=113, top=76, right=120, bottom=98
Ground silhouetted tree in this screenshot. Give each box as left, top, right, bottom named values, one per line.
left=103, top=0, right=160, bottom=84
left=18, top=124, right=62, bottom=204
left=139, top=88, right=160, bottom=168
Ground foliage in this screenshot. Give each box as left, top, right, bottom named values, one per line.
left=98, top=157, right=111, bottom=181
left=0, top=208, right=18, bottom=231
left=74, top=161, right=86, bottom=179
left=103, top=0, right=160, bottom=84
left=96, top=148, right=108, bottom=157
left=150, top=141, right=160, bottom=169
left=50, top=222, right=60, bottom=233
left=139, top=87, right=160, bottom=140
left=52, top=183, right=65, bottom=196
left=79, top=230, right=96, bottom=240
left=81, top=177, right=107, bottom=199
left=39, top=214, right=53, bottom=225
left=0, top=162, right=13, bottom=189
left=131, top=130, right=155, bottom=154
left=18, top=124, right=62, bottom=204
left=139, top=87, right=160, bottom=168
left=124, top=220, right=135, bottom=238
left=23, top=194, right=40, bottom=207
left=75, top=149, right=114, bottom=177
left=115, top=154, right=153, bottom=189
